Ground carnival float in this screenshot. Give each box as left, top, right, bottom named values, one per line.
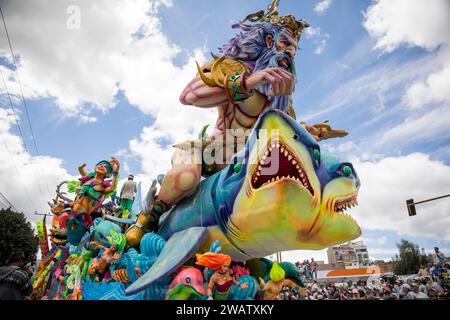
left=31, top=0, right=361, bottom=300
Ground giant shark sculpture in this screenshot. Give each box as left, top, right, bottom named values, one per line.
left=125, top=109, right=361, bottom=295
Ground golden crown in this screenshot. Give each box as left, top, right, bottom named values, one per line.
left=239, top=0, right=310, bottom=39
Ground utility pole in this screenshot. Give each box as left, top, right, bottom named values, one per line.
left=406, top=194, right=450, bottom=216
left=276, top=252, right=282, bottom=263
left=34, top=210, right=53, bottom=217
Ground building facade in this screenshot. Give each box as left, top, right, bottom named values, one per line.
left=327, top=241, right=370, bottom=269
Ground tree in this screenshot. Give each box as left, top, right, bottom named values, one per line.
left=392, top=239, right=423, bottom=275
left=420, top=247, right=429, bottom=266
left=0, top=208, right=38, bottom=266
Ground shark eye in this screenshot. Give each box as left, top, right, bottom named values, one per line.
left=185, top=277, right=191, bottom=284
left=312, top=149, right=320, bottom=161
left=293, top=134, right=299, bottom=140
left=342, top=165, right=352, bottom=177
left=233, top=163, right=242, bottom=173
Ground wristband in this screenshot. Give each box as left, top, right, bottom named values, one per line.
left=224, top=71, right=252, bottom=104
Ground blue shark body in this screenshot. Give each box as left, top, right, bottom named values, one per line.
left=126, top=109, right=361, bottom=295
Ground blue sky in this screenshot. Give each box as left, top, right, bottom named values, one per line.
left=0, top=0, right=449, bottom=263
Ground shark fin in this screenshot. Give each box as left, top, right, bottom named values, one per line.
left=125, top=227, right=208, bottom=295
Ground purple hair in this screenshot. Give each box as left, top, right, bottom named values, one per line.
left=219, top=23, right=285, bottom=66
left=219, top=23, right=296, bottom=112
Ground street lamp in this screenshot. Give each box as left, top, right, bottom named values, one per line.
left=406, top=194, right=450, bottom=216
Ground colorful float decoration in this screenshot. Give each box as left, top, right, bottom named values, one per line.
left=32, top=0, right=361, bottom=300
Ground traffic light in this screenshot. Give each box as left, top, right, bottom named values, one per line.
left=406, top=199, right=416, bottom=216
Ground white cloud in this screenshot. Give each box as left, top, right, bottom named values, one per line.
left=363, top=0, right=450, bottom=112
left=282, top=249, right=329, bottom=264
left=0, top=108, right=73, bottom=221
left=303, top=26, right=329, bottom=55
left=126, top=46, right=216, bottom=179
left=368, top=247, right=450, bottom=261
left=302, top=50, right=437, bottom=122
left=304, top=26, right=321, bottom=39
left=0, top=0, right=189, bottom=118
left=361, top=235, right=387, bottom=245
left=314, top=37, right=328, bottom=55
left=374, top=105, right=450, bottom=149
left=363, top=0, right=450, bottom=53
left=402, top=60, right=450, bottom=109
left=314, top=0, right=333, bottom=15
left=350, top=153, right=450, bottom=242
left=0, top=0, right=218, bottom=184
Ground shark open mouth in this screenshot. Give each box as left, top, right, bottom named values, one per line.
left=251, top=140, right=314, bottom=195
left=333, top=194, right=358, bottom=218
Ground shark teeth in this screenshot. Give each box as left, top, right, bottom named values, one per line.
left=251, top=140, right=314, bottom=196
left=333, top=196, right=358, bottom=218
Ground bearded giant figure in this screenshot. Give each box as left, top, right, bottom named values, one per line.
left=125, top=1, right=312, bottom=247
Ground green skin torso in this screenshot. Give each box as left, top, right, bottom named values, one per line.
left=79, top=183, right=103, bottom=205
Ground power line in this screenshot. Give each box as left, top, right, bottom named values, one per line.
left=0, top=6, right=52, bottom=196
left=0, top=68, right=46, bottom=206
left=0, top=198, right=7, bottom=209
left=0, top=128, right=36, bottom=210
left=0, top=68, right=30, bottom=154
left=0, top=191, right=18, bottom=212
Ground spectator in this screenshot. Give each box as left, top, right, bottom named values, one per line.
left=305, top=261, right=312, bottom=280
left=0, top=250, right=33, bottom=300
left=351, top=288, right=360, bottom=299
left=338, top=287, right=349, bottom=300
left=119, top=174, right=137, bottom=218
left=432, top=247, right=446, bottom=266
left=399, top=284, right=415, bottom=300
left=418, top=265, right=429, bottom=277
left=428, top=281, right=444, bottom=299
left=327, top=284, right=339, bottom=300
left=419, top=278, right=428, bottom=296
left=393, top=280, right=402, bottom=294
left=411, top=284, right=428, bottom=299
left=310, top=280, right=320, bottom=293
left=310, top=258, right=318, bottom=279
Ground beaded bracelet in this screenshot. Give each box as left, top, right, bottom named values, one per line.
left=224, top=71, right=252, bottom=104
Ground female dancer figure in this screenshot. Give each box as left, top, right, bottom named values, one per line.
left=196, top=252, right=247, bottom=300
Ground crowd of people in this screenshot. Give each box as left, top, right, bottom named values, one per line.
left=294, top=271, right=449, bottom=300
left=1, top=246, right=449, bottom=300
left=295, top=259, right=319, bottom=280
left=292, top=247, right=449, bottom=300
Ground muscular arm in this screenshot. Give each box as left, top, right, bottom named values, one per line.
left=78, top=164, right=88, bottom=177
left=180, top=75, right=268, bottom=118
left=283, top=279, right=298, bottom=289
left=180, top=76, right=229, bottom=108
left=180, top=67, right=292, bottom=112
